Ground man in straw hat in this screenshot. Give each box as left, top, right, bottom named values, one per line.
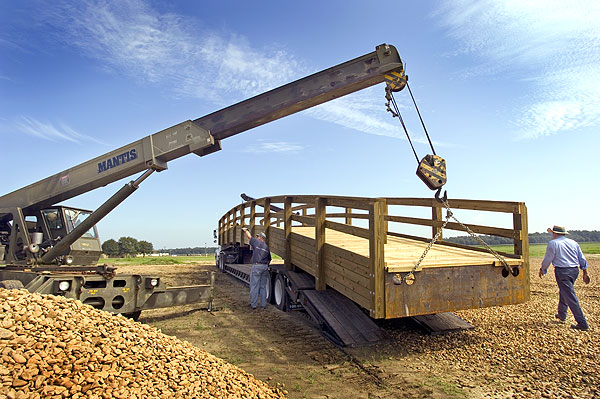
left=242, top=227, right=271, bottom=309
left=539, top=225, right=590, bottom=331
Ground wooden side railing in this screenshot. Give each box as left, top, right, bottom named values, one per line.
left=218, top=195, right=528, bottom=318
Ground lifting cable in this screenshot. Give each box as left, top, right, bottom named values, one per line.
left=385, top=82, right=438, bottom=162
left=384, top=80, right=515, bottom=284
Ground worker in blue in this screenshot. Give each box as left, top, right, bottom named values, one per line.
left=539, top=225, right=590, bottom=331
left=242, top=227, right=271, bottom=309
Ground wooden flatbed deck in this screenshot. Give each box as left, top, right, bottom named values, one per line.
left=218, top=195, right=530, bottom=320
left=287, top=226, right=521, bottom=272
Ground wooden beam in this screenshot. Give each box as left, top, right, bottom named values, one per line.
left=514, top=202, right=530, bottom=299
left=291, top=214, right=315, bottom=226
left=264, top=198, right=271, bottom=246
left=325, top=197, right=373, bottom=210
left=345, top=207, right=352, bottom=225
left=369, top=199, right=386, bottom=318
left=325, top=212, right=369, bottom=220
left=324, top=220, right=370, bottom=239
left=315, top=197, right=326, bottom=290
left=240, top=205, right=246, bottom=245
left=284, top=197, right=293, bottom=271
left=250, top=201, right=256, bottom=238
left=386, top=215, right=517, bottom=239
left=385, top=197, right=520, bottom=213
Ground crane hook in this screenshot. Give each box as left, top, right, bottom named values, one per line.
left=435, top=188, right=447, bottom=203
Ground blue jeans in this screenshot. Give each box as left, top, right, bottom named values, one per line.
left=250, top=264, right=269, bottom=308
left=555, top=267, right=588, bottom=328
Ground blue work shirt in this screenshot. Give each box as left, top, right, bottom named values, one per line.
left=250, top=237, right=271, bottom=265
left=540, top=235, right=588, bottom=274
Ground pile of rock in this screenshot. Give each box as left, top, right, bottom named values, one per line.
left=0, top=288, right=286, bottom=399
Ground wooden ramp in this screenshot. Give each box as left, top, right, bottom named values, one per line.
left=301, top=289, right=387, bottom=347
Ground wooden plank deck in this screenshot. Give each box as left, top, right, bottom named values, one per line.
left=283, top=226, right=522, bottom=273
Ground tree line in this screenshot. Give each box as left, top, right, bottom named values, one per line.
left=101, top=238, right=217, bottom=257
left=102, top=237, right=154, bottom=257
left=165, top=247, right=218, bottom=256
left=446, top=230, right=600, bottom=246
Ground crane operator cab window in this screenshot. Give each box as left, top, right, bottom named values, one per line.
left=42, top=209, right=64, bottom=239
left=63, top=209, right=97, bottom=239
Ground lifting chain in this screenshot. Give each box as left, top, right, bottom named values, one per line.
left=394, top=200, right=516, bottom=285
left=438, top=199, right=517, bottom=278
left=384, top=76, right=516, bottom=285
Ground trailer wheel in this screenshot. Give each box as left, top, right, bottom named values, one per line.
left=0, top=280, right=25, bottom=290
left=218, top=254, right=225, bottom=272
left=265, top=272, right=275, bottom=304
left=273, top=274, right=288, bottom=311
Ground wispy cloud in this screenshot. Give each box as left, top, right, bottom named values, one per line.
left=434, top=0, right=600, bottom=139
left=14, top=116, right=106, bottom=144
left=31, top=0, right=417, bottom=141
left=242, top=140, right=305, bottom=154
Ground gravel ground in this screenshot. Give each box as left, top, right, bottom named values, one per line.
left=378, top=255, right=600, bottom=398
left=0, top=289, right=286, bottom=399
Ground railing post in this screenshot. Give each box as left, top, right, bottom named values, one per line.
left=284, top=196, right=293, bottom=271
left=233, top=207, right=239, bottom=243
left=514, top=203, right=530, bottom=297
left=315, top=197, right=326, bottom=290
left=226, top=211, right=232, bottom=243
left=264, top=198, right=271, bottom=245
left=250, top=200, right=256, bottom=237
left=345, top=207, right=352, bottom=225
left=218, top=218, right=222, bottom=245
left=240, top=204, right=246, bottom=245
left=369, top=198, right=386, bottom=318
left=302, top=207, right=307, bottom=227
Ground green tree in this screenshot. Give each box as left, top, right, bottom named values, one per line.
left=118, top=236, right=138, bottom=257
left=137, top=240, right=154, bottom=256
left=101, top=239, right=119, bottom=257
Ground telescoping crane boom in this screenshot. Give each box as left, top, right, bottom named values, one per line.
left=1, top=43, right=436, bottom=269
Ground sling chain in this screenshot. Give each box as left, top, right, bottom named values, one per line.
left=394, top=199, right=515, bottom=285
left=384, top=79, right=515, bottom=285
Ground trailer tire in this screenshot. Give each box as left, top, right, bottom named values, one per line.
left=218, top=254, right=225, bottom=272
left=273, top=273, right=288, bottom=311
left=0, top=280, right=25, bottom=290
left=265, top=272, right=275, bottom=304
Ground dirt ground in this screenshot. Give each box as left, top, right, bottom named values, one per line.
left=118, top=255, right=600, bottom=399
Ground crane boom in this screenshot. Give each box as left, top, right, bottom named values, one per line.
left=0, top=43, right=408, bottom=267
left=0, top=44, right=405, bottom=213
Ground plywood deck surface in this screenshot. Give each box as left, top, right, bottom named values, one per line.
left=288, top=226, right=521, bottom=273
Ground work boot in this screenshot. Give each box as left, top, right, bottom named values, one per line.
left=554, top=314, right=566, bottom=323
left=570, top=324, right=589, bottom=331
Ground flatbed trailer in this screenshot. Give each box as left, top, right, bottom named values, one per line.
left=217, top=195, right=529, bottom=345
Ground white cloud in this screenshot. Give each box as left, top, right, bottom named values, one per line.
left=32, top=0, right=420, bottom=142
left=434, top=0, right=600, bottom=139
left=14, top=116, right=105, bottom=144
left=242, top=140, right=305, bottom=154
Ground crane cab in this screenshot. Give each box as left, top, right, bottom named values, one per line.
left=0, top=206, right=101, bottom=266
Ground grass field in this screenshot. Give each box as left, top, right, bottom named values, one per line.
left=489, top=242, right=600, bottom=257
left=104, top=255, right=214, bottom=265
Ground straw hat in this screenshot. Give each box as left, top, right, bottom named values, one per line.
left=547, top=225, right=568, bottom=235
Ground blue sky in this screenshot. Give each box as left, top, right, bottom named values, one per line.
left=1, top=0, right=599, bottom=249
